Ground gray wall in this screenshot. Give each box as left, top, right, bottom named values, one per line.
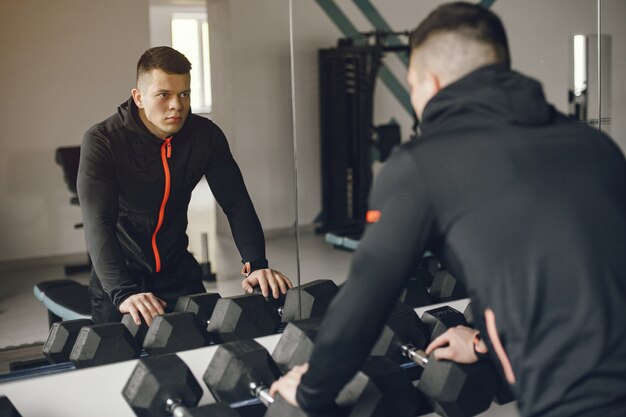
left=0, top=0, right=150, bottom=262
left=286, top=0, right=626, bottom=226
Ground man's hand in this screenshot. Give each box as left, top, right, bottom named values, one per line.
left=119, top=292, right=167, bottom=326
left=241, top=266, right=293, bottom=299
left=425, top=325, right=488, bottom=364
left=269, top=363, right=308, bottom=407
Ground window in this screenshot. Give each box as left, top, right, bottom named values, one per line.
left=150, top=5, right=212, bottom=113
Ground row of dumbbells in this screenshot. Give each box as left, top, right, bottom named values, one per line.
left=122, top=302, right=514, bottom=417
left=40, top=279, right=339, bottom=370
left=38, top=262, right=464, bottom=373
left=399, top=257, right=469, bottom=308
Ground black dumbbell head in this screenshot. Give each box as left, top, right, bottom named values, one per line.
left=69, top=322, right=140, bottom=368
left=122, top=355, right=202, bottom=417
left=421, top=306, right=468, bottom=340
left=42, top=318, right=93, bottom=364
left=272, top=317, right=322, bottom=374
left=371, top=303, right=430, bottom=364
left=142, top=312, right=207, bottom=356
left=264, top=394, right=311, bottom=417
left=337, top=357, right=419, bottom=417
left=430, top=271, right=467, bottom=302
left=399, top=270, right=432, bottom=307
left=419, top=359, right=498, bottom=417
left=281, top=279, right=339, bottom=323
left=174, top=292, right=221, bottom=330
left=121, top=314, right=149, bottom=347
left=0, top=396, right=22, bottom=417
left=204, top=339, right=281, bottom=404
left=207, top=294, right=280, bottom=343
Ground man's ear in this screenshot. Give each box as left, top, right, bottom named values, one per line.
left=131, top=88, right=144, bottom=109
left=425, top=71, right=442, bottom=96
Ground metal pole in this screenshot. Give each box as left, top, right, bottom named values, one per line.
left=597, top=0, right=602, bottom=131
left=289, top=0, right=302, bottom=319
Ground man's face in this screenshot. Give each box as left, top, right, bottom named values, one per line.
left=407, top=51, right=437, bottom=120
left=132, top=69, right=191, bottom=138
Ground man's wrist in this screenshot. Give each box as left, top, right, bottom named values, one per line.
left=245, top=258, right=269, bottom=274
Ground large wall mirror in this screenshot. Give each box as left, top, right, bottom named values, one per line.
left=290, top=0, right=624, bottom=297
left=0, top=0, right=299, bottom=379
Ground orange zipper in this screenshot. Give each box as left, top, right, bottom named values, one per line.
left=151, top=137, right=172, bottom=272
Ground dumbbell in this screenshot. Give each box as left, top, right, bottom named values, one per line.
left=42, top=318, right=93, bottom=363
left=0, top=396, right=22, bottom=417
left=252, top=279, right=339, bottom=323
left=374, top=303, right=498, bottom=417
left=421, top=305, right=469, bottom=340
left=69, top=322, right=140, bottom=368
left=121, top=291, right=221, bottom=349
left=203, top=339, right=310, bottom=417
left=42, top=318, right=140, bottom=368
left=398, top=268, right=432, bottom=308
left=271, top=318, right=422, bottom=417
left=207, top=279, right=339, bottom=344
left=123, top=354, right=241, bottom=417
left=138, top=292, right=221, bottom=356
left=429, top=271, right=467, bottom=303
left=206, top=339, right=417, bottom=417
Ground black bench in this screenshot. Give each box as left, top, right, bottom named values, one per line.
left=33, top=280, right=91, bottom=327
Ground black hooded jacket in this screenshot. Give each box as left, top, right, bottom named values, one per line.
left=77, top=98, right=267, bottom=307
left=296, top=65, right=626, bottom=417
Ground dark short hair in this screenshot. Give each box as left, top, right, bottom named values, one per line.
left=136, top=46, right=192, bottom=80
left=410, top=2, right=510, bottom=68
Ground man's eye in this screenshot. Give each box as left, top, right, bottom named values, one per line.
left=180, top=93, right=189, bottom=98
left=158, top=93, right=168, bottom=98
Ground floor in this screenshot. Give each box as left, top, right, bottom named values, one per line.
left=0, top=230, right=352, bottom=350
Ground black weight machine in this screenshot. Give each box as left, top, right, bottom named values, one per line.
left=316, top=31, right=416, bottom=250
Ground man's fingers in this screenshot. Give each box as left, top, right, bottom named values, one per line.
left=266, top=273, right=280, bottom=299
left=432, top=346, right=456, bottom=361
left=269, top=379, right=282, bottom=397
left=242, top=278, right=253, bottom=294
left=258, top=277, right=270, bottom=298
left=275, top=273, right=288, bottom=295
left=276, top=271, right=293, bottom=289
left=293, top=363, right=309, bottom=374
left=129, top=308, right=142, bottom=326
left=425, top=333, right=451, bottom=354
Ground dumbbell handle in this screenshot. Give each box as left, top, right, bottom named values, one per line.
left=401, top=344, right=429, bottom=367
left=165, top=398, right=195, bottom=417
left=249, top=382, right=275, bottom=407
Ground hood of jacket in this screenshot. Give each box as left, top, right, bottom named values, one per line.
left=420, top=64, right=555, bottom=134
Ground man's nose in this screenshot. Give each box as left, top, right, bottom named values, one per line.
left=169, top=96, right=182, bottom=110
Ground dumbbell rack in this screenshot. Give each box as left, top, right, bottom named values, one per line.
left=0, top=299, right=521, bottom=417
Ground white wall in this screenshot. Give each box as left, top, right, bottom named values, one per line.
left=0, top=0, right=150, bottom=262
left=1, top=0, right=623, bottom=262
left=206, top=0, right=296, bottom=236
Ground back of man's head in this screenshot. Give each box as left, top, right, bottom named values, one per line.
left=409, top=2, right=510, bottom=86
left=136, top=46, right=192, bottom=82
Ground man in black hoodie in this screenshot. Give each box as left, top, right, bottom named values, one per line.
left=270, top=3, right=626, bottom=417
left=77, top=47, right=291, bottom=326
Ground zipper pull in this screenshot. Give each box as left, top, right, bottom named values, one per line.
left=165, top=137, right=172, bottom=158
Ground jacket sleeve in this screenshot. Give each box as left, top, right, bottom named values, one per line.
left=296, top=149, right=437, bottom=412
left=204, top=124, right=268, bottom=270
left=77, top=128, right=140, bottom=307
